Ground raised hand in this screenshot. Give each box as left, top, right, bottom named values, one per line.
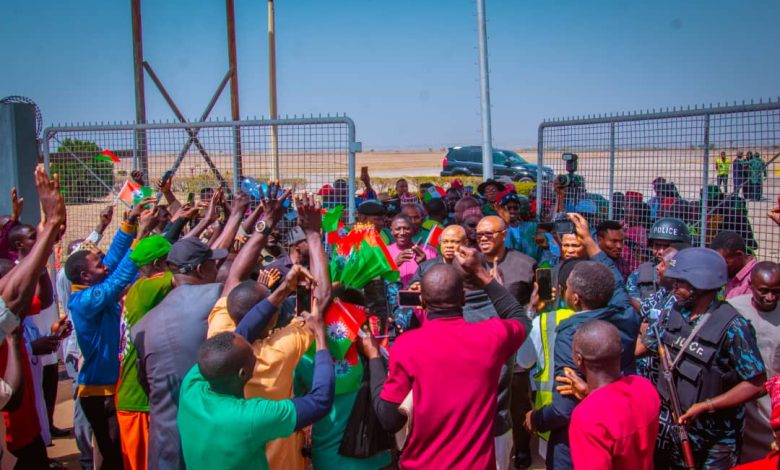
left=35, top=165, right=66, bottom=228
left=261, top=181, right=291, bottom=226
left=296, top=192, right=322, bottom=234
left=138, top=204, right=160, bottom=237
left=205, top=187, right=224, bottom=224
left=99, top=205, right=114, bottom=228
left=10, top=188, right=24, bottom=222
left=131, top=170, right=145, bottom=186
left=229, top=189, right=250, bottom=217
left=567, top=212, right=591, bottom=240
left=174, top=203, right=203, bottom=221
left=454, top=245, right=492, bottom=287
left=258, top=268, right=282, bottom=289
left=128, top=197, right=156, bottom=221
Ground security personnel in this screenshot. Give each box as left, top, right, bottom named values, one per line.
left=356, top=199, right=393, bottom=245
left=626, top=218, right=690, bottom=309
left=715, top=152, right=731, bottom=193
left=646, top=248, right=766, bottom=469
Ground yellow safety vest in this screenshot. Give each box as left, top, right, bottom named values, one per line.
left=532, top=308, right=575, bottom=441
left=716, top=158, right=730, bottom=176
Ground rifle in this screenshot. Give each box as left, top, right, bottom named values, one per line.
left=654, top=324, right=696, bottom=470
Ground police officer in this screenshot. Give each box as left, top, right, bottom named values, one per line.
left=626, top=217, right=690, bottom=310
left=644, top=247, right=766, bottom=469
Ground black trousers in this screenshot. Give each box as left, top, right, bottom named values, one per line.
left=42, top=363, right=58, bottom=427
left=80, top=394, right=123, bottom=470
left=9, top=435, right=49, bottom=470
left=510, top=371, right=533, bottom=456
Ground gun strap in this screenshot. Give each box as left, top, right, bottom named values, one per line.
left=670, top=313, right=711, bottom=369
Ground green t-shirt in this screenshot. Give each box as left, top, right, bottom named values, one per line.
left=117, top=271, right=174, bottom=411
left=178, top=365, right=298, bottom=470
left=294, top=355, right=392, bottom=470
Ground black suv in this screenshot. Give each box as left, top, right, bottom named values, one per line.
left=440, top=146, right=553, bottom=182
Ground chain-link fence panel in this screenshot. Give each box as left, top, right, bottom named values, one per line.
left=537, top=100, right=780, bottom=261
left=42, top=117, right=357, bottom=257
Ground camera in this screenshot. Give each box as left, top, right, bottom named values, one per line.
left=555, top=153, right=580, bottom=188
left=553, top=213, right=575, bottom=234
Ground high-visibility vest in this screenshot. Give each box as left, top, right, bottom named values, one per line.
left=532, top=308, right=575, bottom=441
left=716, top=158, right=730, bottom=176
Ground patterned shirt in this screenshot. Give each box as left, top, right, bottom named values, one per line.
left=646, top=301, right=765, bottom=457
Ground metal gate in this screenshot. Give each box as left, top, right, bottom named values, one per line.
left=42, top=117, right=360, bottom=249
left=536, top=100, right=780, bottom=261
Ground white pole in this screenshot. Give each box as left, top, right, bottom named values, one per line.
left=476, top=0, right=494, bottom=180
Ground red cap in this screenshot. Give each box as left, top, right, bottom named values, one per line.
left=318, top=184, right=334, bottom=196
left=625, top=191, right=643, bottom=202
left=450, top=179, right=464, bottom=190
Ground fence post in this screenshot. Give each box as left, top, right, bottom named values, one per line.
left=347, top=119, right=360, bottom=225
left=232, top=126, right=241, bottom=192
left=536, top=124, right=544, bottom=221
left=700, top=114, right=711, bottom=247
left=608, top=122, right=616, bottom=220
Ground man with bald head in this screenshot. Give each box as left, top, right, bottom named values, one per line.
left=408, top=225, right=467, bottom=289
left=476, top=215, right=535, bottom=305
left=362, top=247, right=530, bottom=470
left=567, top=320, right=660, bottom=469
left=729, top=261, right=780, bottom=462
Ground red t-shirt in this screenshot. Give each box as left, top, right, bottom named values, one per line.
left=380, top=315, right=524, bottom=470
left=0, top=341, right=41, bottom=451
left=570, top=375, right=660, bottom=470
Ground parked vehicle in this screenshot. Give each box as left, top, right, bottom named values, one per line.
left=440, top=146, right=554, bottom=182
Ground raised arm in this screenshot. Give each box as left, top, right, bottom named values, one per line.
left=222, top=182, right=290, bottom=296
left=0, top=166, right=65, bottom=326
left=296, top=193, right=331, bottom=312
left=290, top=301, right=334, bottom=430
left=156, top=172, right=181, bottom=215
left=186, top=189, right=221, bottom=241
left=211, top=190, right=250, bottom=251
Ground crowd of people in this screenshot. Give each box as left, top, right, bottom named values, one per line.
left=0, top=164, right=778, bottom=470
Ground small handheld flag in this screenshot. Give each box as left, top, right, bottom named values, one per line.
left=424, top=224, right=444, bottom=248
left=93, top=149, right=120, bottom=163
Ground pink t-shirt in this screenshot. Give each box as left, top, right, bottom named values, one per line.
left=380, top=316, right=525, bottom=470
left=725, top=257, right=757, bottom=299
left=387, top=243, right=438, bottom=288
left=570, top=375, right=660, bottom=470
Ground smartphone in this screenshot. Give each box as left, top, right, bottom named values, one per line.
left=398, top=290, right=422, bottom=308
left=536, top=268, right=553, bottom=302
left=360, top=166, right=369, bottom=180
left=553, top=219, right=575, bottom=234
left=186, top=192, right=195, bottom=206
left=156, top=170, right=174, bottom=202
left=296, top=285, right=312, bottom=315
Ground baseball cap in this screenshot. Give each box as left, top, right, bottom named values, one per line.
left=286, top=226, right=307, bottom=246
left=168, top=238, right=228, bottom=272
left=357, top=199, right=387, bottom=216
left=130, top=235, right=172, bottom=267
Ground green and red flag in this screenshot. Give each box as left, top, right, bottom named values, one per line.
left=422, top=185, right=446, bottom=203
left=329, top=224, right=399, bottom=288
left=322, top=205, right=345, bottom=244
left=94, top=149, right=120, bottom=163
left=424, top=224, right=444, bottom=249
left=324, top=298, right=367, bottom=360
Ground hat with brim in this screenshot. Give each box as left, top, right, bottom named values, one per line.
left=477, top=179, right=504, bottom=195
left=130, top=235, right=172, bottom=267
left=168, top=237, right=228, bottom=272
left=664, top=247, right=727, bottom=290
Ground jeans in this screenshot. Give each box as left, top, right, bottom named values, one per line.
left=80, top=395, right=123, bottom=470
left=67, top=353, right=95, bottom=470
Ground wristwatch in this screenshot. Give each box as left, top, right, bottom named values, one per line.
left=255, top=220, right=272, bottom=235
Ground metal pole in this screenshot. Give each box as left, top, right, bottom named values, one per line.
left=226, top=0, right=242, bottom=185
left=268, top=0, right=280, bottom=181
left=131, top=0, right=148, bottom=175
left=476, top=0, right=494, bottom=180
left=536, top=125, right=544, bottom=221
left=608, top=122, right=616, bottom=219
left=700, top=114, right=711, bottom=247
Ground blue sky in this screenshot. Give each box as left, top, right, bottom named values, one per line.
left=2, top=0, right=778, bottom=149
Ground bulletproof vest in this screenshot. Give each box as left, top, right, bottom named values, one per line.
left=636, top=261, right=657, bottom=300
left=658, top=302, right=740, bottom=418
